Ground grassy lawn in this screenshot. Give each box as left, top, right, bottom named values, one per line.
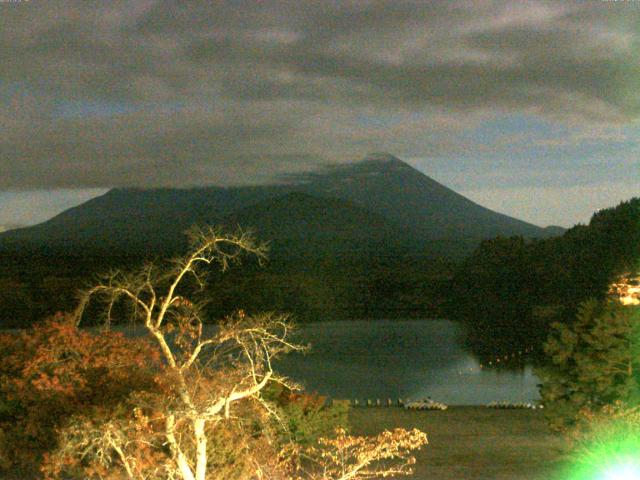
left=349, top=406, right=570, bottom=480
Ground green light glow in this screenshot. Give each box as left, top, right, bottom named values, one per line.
left=559, top=408, right=640, bottom=480
left=599, top=462, right=640, bottom=480
left=565, top=455, right=640, bottom=480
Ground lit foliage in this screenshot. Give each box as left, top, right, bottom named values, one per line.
left=0, top=314, right=161, bottom=478
left=537, top=299, right=640, bottom=431
left=1, top=227, right=428, bottom=479
left=270, top=386, right=350, bottom=447
left=299, top=427, right=428, bottom=480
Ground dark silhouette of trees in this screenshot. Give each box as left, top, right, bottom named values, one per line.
left=449, top=198, right=640, bottom=359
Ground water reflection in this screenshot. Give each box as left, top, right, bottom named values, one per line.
left=273, top=320, right=540, bottom=405
left=96, top=319, right=540, bottom=405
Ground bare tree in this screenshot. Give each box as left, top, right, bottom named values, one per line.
left=62, top=226, right=428, bottom=480
left=73, top=227, right=303, bottom=480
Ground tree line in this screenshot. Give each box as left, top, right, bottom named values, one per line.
left=0, top=243, right=454, bottom=329
left=447, top=198, right=640, bottom=361
left=1, top=198, right=637, bottom=359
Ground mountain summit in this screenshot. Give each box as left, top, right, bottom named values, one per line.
left=0, top=154, right=560, bottom=257
left=290, top=153, right=548, bottom=239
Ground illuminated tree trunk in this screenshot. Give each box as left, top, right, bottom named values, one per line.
left=166, top=414, right=197, bottom=480
left=194, top=418, right=207, bottom=480
left=75, top=227, right=298, bottom=479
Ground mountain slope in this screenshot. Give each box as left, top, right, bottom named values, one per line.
left=293, top=153, right=549, bottom=239
left=219, top=191, right=410, bottom=263
left=0, top=224, right=23, bottom=233
left=0, top=154, right=561, bottom=256
left=0, top=186, right=286, bottom=252
left=221, top=192, right=396, bottom=242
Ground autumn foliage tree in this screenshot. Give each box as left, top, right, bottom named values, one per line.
left=0, top=313, right=162, bottom=478
left=1, top=227, right=427, bottom=479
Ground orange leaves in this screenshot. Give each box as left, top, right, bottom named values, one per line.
left=0, top=313, right=432, bottom=480
left=31, top=372, right=71, bottom=395
left=0, top=313, right=164, bottom=477
left=280, top=390, right=327, bottom=412
left=304, top=428, right=428, bottom=480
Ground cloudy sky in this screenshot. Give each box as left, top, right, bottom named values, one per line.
left=1, top=0, right=638, bottom=228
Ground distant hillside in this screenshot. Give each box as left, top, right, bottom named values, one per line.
left=0, top=153, right=562, bottom=258
left=0, top=186, right=283, bottom=253
left=0, top=154, right=574, bottom=328
left=541, top=225, right=567, bottom=237
left=448, top=197, right=640, bottom=358
left=222, top=191, right=400, bottom=243
left=0, top=223, right=25, bottom=233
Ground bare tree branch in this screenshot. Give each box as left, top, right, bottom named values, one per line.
left=56, top=226, right=425, bottom=480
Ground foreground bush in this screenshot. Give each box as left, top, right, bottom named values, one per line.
left=269, top=385, right=350, bottom=447
left=0, top=314, right=162, bottom=478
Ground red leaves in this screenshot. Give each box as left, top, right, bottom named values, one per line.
left=279, top=390, right=327, bottom=413
left=0, top=313, right=163, bottom=477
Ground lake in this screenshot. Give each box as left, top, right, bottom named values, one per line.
left=62, top=319, right=540, bottom=406
left=274, top=320, right=540, bottom=405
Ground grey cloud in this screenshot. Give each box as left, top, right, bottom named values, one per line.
left=0, top=105, right=313, bottom=188
left=0, top=0, right=638, bottom=188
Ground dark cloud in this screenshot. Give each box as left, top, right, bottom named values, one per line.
left=0, top=0, right=638, bottom=188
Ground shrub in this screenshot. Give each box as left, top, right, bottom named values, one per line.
left=268, top=385, right=350, bottom=447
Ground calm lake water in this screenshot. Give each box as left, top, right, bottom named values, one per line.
left=50, top=319, right=539, bottom=406
left=273, top=320, right=540, bottom=405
